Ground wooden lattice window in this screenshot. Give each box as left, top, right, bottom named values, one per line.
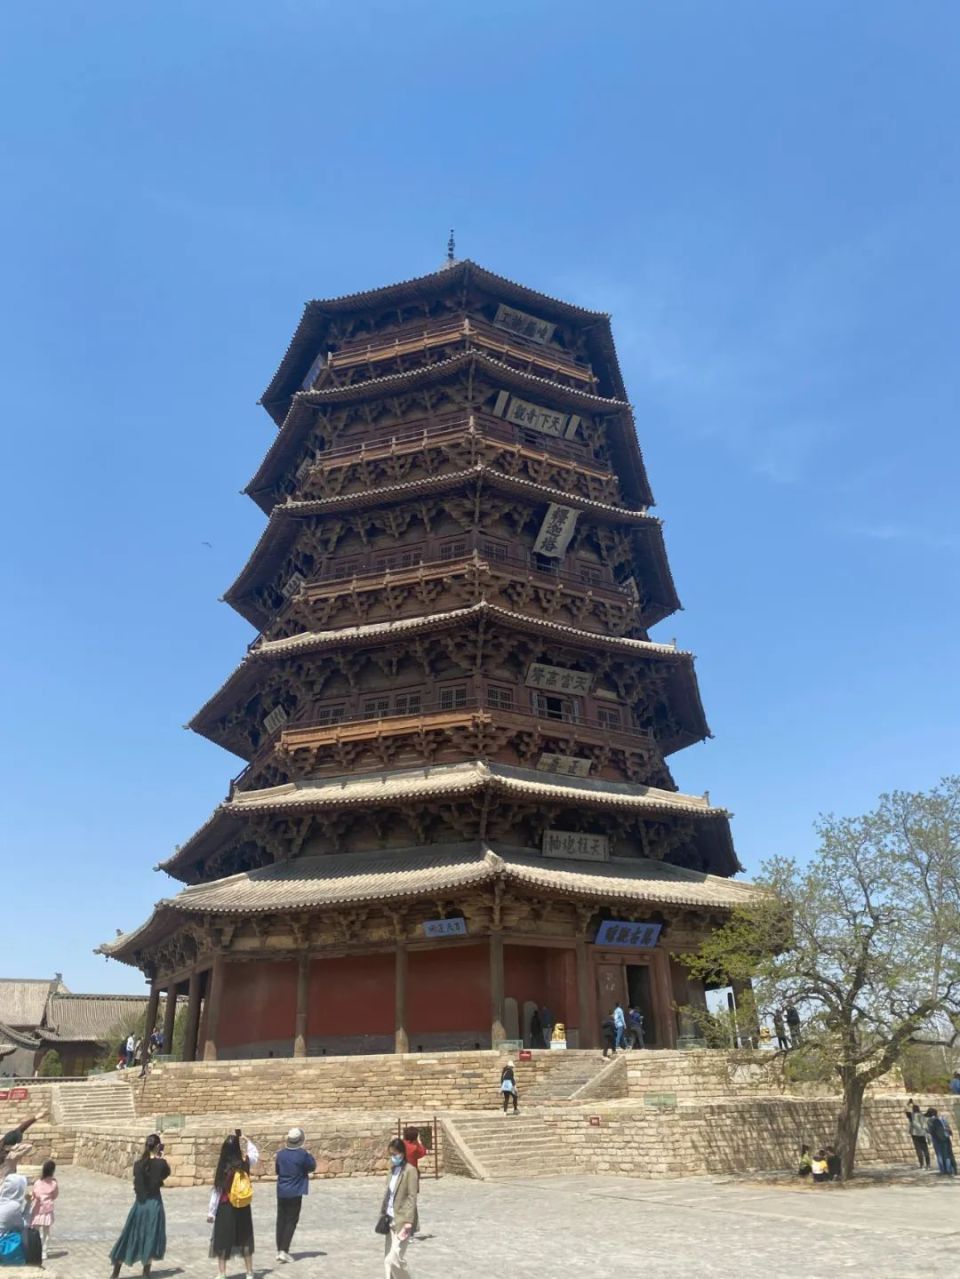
left=596, top=706, right=622, bottom=731
left=439, top=539, right=469, bottom=561
left=362, top=696, right=391, bottom=720
left=315, top=704, right=346, bottom=726
left=439, top=685, right=468, bottom=711
left=486, top=685, right=515, bottom=711
left=394, top=692, right=422, bottom=716
left=533, top=692, right=581, bottom=723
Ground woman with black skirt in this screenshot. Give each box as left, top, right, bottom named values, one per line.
left=110, top=1133, right=170, bottom=1278
left=209, top=1131, right=257, bottom=1279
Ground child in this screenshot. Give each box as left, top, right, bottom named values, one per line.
left=797, top=1144, right=812, bottom=1176
left=29, top=1159, right=58, bottom=1261
left=825, top=1146, right=842, bottom=1181
left=811, top=1149, right=829, bottom=1182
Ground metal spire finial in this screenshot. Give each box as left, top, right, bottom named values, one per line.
left=447, top=229, right=456, bottom=263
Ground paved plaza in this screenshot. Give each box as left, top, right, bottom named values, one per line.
left=28, top=1164, right=960, bottom=1278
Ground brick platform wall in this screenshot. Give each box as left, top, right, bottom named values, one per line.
left=131, top=1051, right=580, bottom=1117
left=542, top=1094, right=950, bottom=1177
left=73, top=1115, right=447, bottom=1187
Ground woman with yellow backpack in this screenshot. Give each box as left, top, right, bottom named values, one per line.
left=208, top=1130, right=260, bottom=1278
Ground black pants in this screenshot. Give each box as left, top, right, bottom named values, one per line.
left=276, top=1196, right=302, bottom=1253
left=502, top=1089, right=518, bottom=1112
left=912, top=1135, right=931, bottom=1167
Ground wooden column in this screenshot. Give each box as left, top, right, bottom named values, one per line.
left=294, top=953, right=310, bottom=1058
left=161, top=983, right=178, bottom=1055
left=652, top=950, right=677, bottom=1049
left=575, top=939, right=593, bottom=1049
left=143, top=980, right=161, bottom=1043
left=202, top=955, right=225, bottom=1062
left=395, top=944, right=409, bottom=1055
left=489, top=931, right=505, bottom=1047
left=184, top=970, right=203, bottom=1062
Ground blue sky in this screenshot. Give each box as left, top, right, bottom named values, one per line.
left=1, top=1, right=957, bottom=994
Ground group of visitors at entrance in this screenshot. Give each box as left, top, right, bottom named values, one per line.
left=600, top=1003, right=644, bottom=1057
left=905, top=1100, right=958, bottom=1174
left=101, top=1122, right=421, bottom=1279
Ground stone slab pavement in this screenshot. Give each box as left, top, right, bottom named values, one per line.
left=29, top=1165, right=960, bottom=1278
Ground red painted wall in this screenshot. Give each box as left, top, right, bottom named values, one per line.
left=218, top=960, right=298, bottom=1049
left=308, top=954, right=394, bottom=1034
left=407, top=945, right=488, bottom=1032
left=504, top=945, right=576, bottom=1026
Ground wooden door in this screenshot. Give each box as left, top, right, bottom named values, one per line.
left=596, top=963, right=626, bottom=1021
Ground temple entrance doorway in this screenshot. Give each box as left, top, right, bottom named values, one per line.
left=626, top=963, right=656, bottom=1047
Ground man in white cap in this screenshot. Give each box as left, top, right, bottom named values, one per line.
left=275, top=1126, right=316, bottom=1262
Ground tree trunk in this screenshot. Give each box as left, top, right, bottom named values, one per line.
left=835, top=1073, right=866, bottom=1180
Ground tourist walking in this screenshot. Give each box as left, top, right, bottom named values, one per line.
left=785, top=1005, right=801, bottom=1047
left=499, top=1060, right=519, bottom=1114
left=906, top=1101, right=931, bottom=1168
left=925, top=1108, right=955, bottom=1175
left=28, top=1159, right=58, bottom=1261
left=613, top=1003, right=626, bottom=1051
left=378, top=1138, right=418, bottom=1279
left=540, top=1007, right=555, bottom=1048
left=209, top=1130, right=259, bottom=1277
left=0, top=1173, right=42, bottom=1267
left=940, top=1112, right=958, bottom=1173
left=627, top=1006, right=644, bottom=1049
left=601, top=1011, right=617, bottom=1058
left=124, top=1033, right=136, bottom=1068
left=773, top=1011, right=788, bottom=1050
left=275, top=1126, right=316, bottom=1264
left=109, top=1133, right=170, bottom=1277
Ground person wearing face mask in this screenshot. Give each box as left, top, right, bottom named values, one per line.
left=379, top=1138, right=418, bottom=1277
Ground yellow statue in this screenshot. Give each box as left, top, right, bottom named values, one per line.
left=551, top=1022, right=566, bottom=1042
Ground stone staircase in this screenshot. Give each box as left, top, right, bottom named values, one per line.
left=54, top=1077, right=136, bottom=1128
left=521, top=1051, right=608, bottom=1101
left=446, top=1113, right=559, bottom=1179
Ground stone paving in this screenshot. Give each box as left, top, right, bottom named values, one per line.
left=29, top=1164, right=960, bottom=1278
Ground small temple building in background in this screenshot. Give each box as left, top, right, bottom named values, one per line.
left=100, top=259, right=759, bottom=1058
left=0, top=976, right=150, bottom=1076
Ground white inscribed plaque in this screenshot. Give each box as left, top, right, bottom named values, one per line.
left=262, top=704, right=289, bottom=735
left=492, top=391, right=580, bottom=440
left=493, top=304, right=557, bottom=346
left=542, top=831, right=609, bottom=862
left=281, top=572, right=306, bottom=599
left=525, top=664, right=593, bottom=695
left=536, top=753, right=593, bottom=778
left=532, top=504, right=578, bottom=558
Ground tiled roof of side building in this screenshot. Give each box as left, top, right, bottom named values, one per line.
left=260, top=262, right=627, bottom=423
left=0, top=976, right=68, bottom=1030
left=101, top=842, right=765, bottom=963
left=43, top=993, right=151, bottom=1043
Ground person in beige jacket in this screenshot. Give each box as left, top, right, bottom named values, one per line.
left=380, top=1138, right=418, bottom=1277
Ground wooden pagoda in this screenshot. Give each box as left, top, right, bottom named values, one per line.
left=100, top=260, right=757, bottom=1059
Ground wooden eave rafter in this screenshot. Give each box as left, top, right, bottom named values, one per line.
left=187, top=600, right=708, bottom=755
left=249, top=349, right=650, bottom=510
left=225, top=467, right=670, bottom=627
left=260, top=260, right=627, bottom=425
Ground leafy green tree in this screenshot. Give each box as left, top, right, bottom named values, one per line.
left=38, top=1050, right=63, bottom=1077
left=683, top=778, right=960, bottom=1177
